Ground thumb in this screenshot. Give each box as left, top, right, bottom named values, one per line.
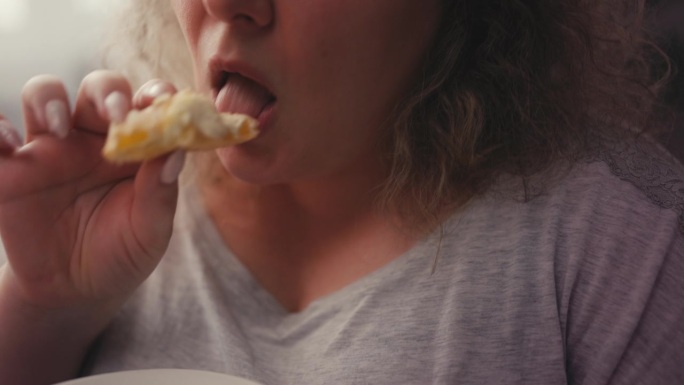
left=130, top=151, right=186, bottom=256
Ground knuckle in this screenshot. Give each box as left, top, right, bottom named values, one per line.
left=81, top=69, right=114, bottom=85
left=81, top=70, right=132, bottom=96
left=139, top=78, right=176, bottom=92
left=21, top=74, right=65, bottom=101
left=134, top=79, right=177, bottom=106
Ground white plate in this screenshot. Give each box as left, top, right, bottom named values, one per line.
left=55, top=369, right=262, bottom=385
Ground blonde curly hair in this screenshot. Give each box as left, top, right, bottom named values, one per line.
left=102, top=0, right=193, bottom=89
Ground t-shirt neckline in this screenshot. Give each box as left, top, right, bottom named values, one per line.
left=179, top=179, right=437, bottom=320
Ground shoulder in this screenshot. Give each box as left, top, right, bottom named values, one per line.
left=582, top=127, right=684, bottom=230
left=550, top=129, right=684, bottom=383
left=437, top=127, right=684, bottom=320
left=481, top=127, right=684, bottom=241
left=437, top=129, right=684, bottom=383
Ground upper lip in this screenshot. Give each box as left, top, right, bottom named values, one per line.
left=208, top=55, right=275, bottom=99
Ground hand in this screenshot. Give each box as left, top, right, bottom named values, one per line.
left=0, top=72, right=183, bottom=309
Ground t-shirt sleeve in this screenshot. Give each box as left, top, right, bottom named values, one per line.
left=607, top=235, right=684, bottom=384
left=558, top=170, right=684, bottom=385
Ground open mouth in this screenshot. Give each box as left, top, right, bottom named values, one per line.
left=213, top=72, right=277, bottom=121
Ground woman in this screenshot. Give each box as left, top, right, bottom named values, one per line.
left=0, top=0, right=682, bottom=384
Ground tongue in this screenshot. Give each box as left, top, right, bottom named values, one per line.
left=215, top=74, right=273, bottom=118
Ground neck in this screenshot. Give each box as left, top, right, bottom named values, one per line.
left=197, top=154, right=417, bottom=312
left=199, top=153, right=395, bottom=238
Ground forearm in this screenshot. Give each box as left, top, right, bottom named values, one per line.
left=0, top=267, right=116, bottom=385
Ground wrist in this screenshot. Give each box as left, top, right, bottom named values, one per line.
left=0, top=265, right=122, bottom=384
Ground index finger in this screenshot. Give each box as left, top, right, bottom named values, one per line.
left=21, top=75, right=72, bottom=141
left=133, top=79, right=178, bottom=109
left=0, top=118, right=22, bottom=154
left=73, top=70, right=133, bottom=135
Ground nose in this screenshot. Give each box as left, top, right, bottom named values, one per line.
left=202, top=0, right=274, bottom=31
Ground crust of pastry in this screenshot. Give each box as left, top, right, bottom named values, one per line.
left=102, top=90, right=259, bottom=163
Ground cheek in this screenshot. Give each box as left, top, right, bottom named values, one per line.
left=171, top=0, right=205, bottom=57
left=171, top=0, right=218, bottom=90
left=277, top=2, right=439, bottom=132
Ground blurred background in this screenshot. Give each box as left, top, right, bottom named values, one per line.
left=0, top=0, right=119, bottom=131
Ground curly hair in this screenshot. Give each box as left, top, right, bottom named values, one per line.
left=379, top=0, right=671, bottom=231
left=102, top=0, right=193, bottom=90
left=104, top=0, right=670, bottom=233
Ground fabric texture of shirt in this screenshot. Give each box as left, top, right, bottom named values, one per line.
left=5, top=130, right=684, bottom=384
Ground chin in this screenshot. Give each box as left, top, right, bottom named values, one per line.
left=214, top=146, right=291, bottom=186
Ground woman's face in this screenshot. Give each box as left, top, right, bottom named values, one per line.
left=172, top=0, right=441, bottom=184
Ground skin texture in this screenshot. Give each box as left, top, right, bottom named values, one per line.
left=174, top=0, right=441, bottom=184
left=0, top=0, right=440, bottom=383
left=173, top=0, right=442, bottom=311
left=0, top=75, right=182, bottom=384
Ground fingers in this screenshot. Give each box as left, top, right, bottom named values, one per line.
left=129, top=151, right=185, bottom=257
left=21, top=75, right=72, bottom=142
left=133, top=79, right=177, bottom=109
left=0, top=118, right=23, bottom=154
left=73, top=75, right=177, bottom=136
left=20, top=74, right=177, bottom=144
left=1, top=73, right=183, bottom=205
left=110, top=79, right=183, bottom=252
left=73, top=70, right=133, bottom=135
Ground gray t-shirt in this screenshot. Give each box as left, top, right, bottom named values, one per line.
left=8, top=132, right=684, bottom=384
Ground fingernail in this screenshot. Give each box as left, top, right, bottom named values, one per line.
left=45, top=99, right=70, bottom=139
left=147, top=81, right=169, bottom=98
left=0, top=120, right=23, bottom=149
left=104, top=91, right=130, bottom=123
left=160, top=151, right=186, bottom=184
left=137, top=80, right=171, bottom=103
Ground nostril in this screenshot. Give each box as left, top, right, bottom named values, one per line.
left=203, top=0, right=274, bottom=30
left=235, top=14, right=255, bottom=24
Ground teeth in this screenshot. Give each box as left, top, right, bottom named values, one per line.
left=215, top=74, right=273, bottom=118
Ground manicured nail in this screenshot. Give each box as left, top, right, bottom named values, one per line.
left=136, top=80, right=171, bottom=105
left=0, top=120, right=23, bottom=149
left=146, top=81, right=169, bottom=98
left=45, top=99, right=70, bottom=139
left=104, top=91, right=130, bottom=123
left=160, top=151, right=186, bottom=184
